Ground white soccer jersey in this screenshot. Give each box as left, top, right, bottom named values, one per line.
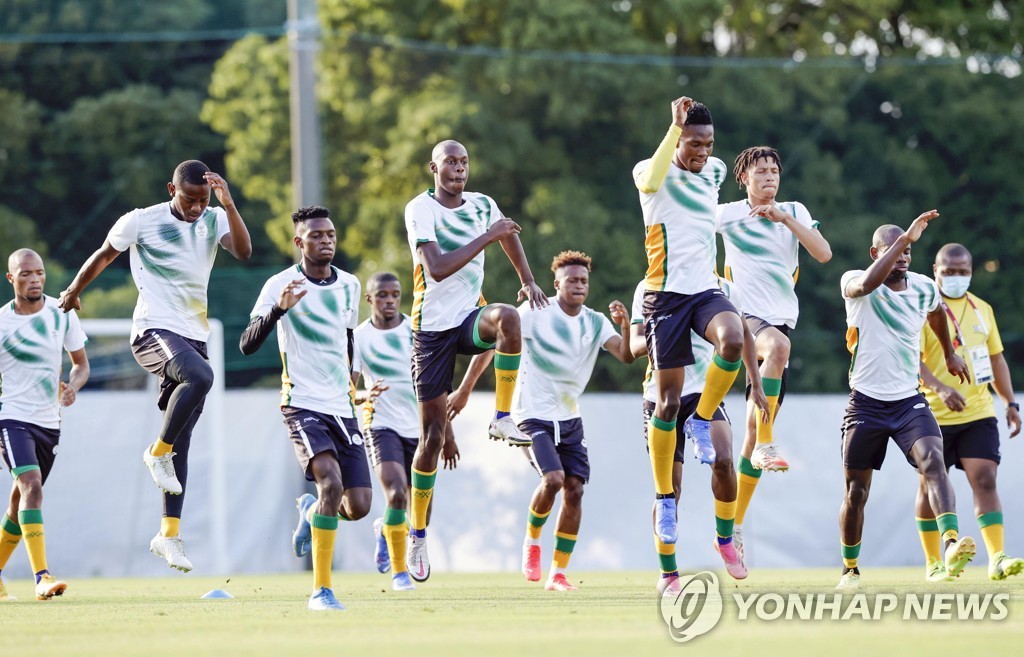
left=512, top=298, right=620, bottom=422
left=251, top=265, right=361, bottom=417
left=353, top=315, right=419, bottom=438
left=634, top=156, right=728, bottom=295
left=107, top=202, right=231, bottom=343
left=0, top=297, right=88, bottom=429
left=631, top=280, right=742, bottom=402
left=842, top=270, right=939, bottom=401
left=405, top=190, right=500, bottom=332
left=716, top=200, right=819, bottom=328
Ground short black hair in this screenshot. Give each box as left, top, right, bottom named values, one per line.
left=684, top=102, right=713, bottom=127
left=367, top=272, right=400, bottom=291
left=936, top=243, right=972, bottom=264
left=172, top=160, right=210, bottom=187
left=292, top=205, right=331, bottom=224
left=734, top=146, right=783, bottom=187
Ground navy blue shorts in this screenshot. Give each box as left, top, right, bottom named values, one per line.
left=412, top=308, right=494, bottom=402
left=519, top=418, right=590, bottom=484
left=365, top=426, right=417, bottom=478
left=744, top=317, right=789, bottom=406
left=0, top=420, right=60, bottom=483
left=941, top=417, right=1001, bottom=470
left=642, top=396, right=728, bottom=463
left=131, top=329, right=209, bottom=413
left=642, top=289, right=739, bottom=370
left=841, top=391, right=941, bottom=470
left=282, top=407, right=372, bottom=489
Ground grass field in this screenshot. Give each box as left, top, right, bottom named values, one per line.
left=1, top=568, right=1023, bottom=656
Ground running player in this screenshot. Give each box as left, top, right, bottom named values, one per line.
left=837, top=212, right=974, bottom=590
left=240, top=206, right=370, bottom=611
left=0, top=249, right=89, bottom=601
left=58, top=160, right=251, bottom=572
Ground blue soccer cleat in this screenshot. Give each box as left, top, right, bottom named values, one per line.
left=391, top=571, right=416, bottom=592
left=307, top=586, right=346, bottom=611
left=684, top=414, right=716, bottom=465
left=654, top=496, right=678, bottom=545
left=292, top=493, right=316, bottom=558
left=373, top=517, right=391, bottom=574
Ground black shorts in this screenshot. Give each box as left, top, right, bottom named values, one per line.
left=642, top=289, right=739, bottom=370
left=841, top=391, right=941, bottom=470
left=282, top=407, right=372, bottom=489
left=744, top=318, right=789, bottom=405
left=642, top=396, right=728, bottom=463
left=365, top=426, right=418, bottom=478
left=0, top=420, right=60, bottom=483
left=412, top=308, right=494, bottom=402
left=940, top=417, right=1001, bottom=470
left=131, top=329, right=209, bottom=412
left=519, top=418, right=590, bottom=484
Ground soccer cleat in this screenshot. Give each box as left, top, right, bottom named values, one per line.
left=34, top=574, right=67, bottom=600
left=683, top=414, right=715, bottom=465
left=292, top=493, right=316, bottom=558
left=150, top=533, right=193, bottom=572
left=944, top=536, right=976, bottom=578
left=143, top=447, right=182, bottom=495
left=544, top=573, right=578, bottom=592
left=654, top=497, right=678, bottom=545
left=408, top=533, right=430, bottom=582
left=657, top=573, right=681, bottom=596
left=988, top=551, right=1024, bottom=581
left=835, top=568, right=861, bottom=591
left=391, top=571, right=416, bottom=592
left=714, top=539, right=749, bottom=580
left=0, top=576, right=16, bottom=602
left=522, top=543, right=542, bottom=582
left=372, top=517, right=390, bottom=573
left=733, top=526, right=745, bottom=562
left=751, top=442, right=790, bottom=472
left=308, top=586, right=346, bottom=611
left=925, top=560, right=954, bottom=582
left=488, top=416, right=533, bottom=447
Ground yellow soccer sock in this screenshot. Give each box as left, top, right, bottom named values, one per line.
left=150, top=439, right=174, bottom=457
left=552, top=531, right=577, bottom=572
left=916, top=517, right=942, bottom=564
left=756, top=378, right=782, bottom=444
left=160, top=516, right=180, bottom=538
left=714, top=497, right=737, bottom=542
left=978, top=512, right=1004, bottom=559
left=654, top=533, right=678, bottom=575
left=0, top=514, right=22, bottom=571
left=382, top=507, right=409, bottom=574
left=493, top=351, right=521, bottom=415
left=648, top=416, right=676, bottom=496
left=18, top=509, right=47, bottom=577
left=526, top=506, right=550, bottom=542
left=311, top=513, right=338, bottom=590
left=410, top=467, right=437, bottom=531
left=696, top=354, right=742, bottom=420
left=735, top=456, right=762, bottom=526
left=841, top=541, right=860, bottom=570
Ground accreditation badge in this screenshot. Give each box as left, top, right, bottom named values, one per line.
left=968, top=345, right=994, bottom=384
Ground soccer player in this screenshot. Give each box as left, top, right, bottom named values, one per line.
left=404, top=139, right=548, bottom=581
left=0, top=249, right=89, bottom=601
left=58, top=161, right=251, bottom=572
left=915, top=243, right=1023, bottom=582
left=240, top=206, right=370, bottom=611
left=837, top=212, right=974, bottom=590
left=451, top=251, right=633, bottom=591
left=716, top=145, right=832, bottom=557
left=629, top=278, right=768, bottom=591
left=634, top=97, right=747, bottom=546
left=353, top=272, right=459, bottom=591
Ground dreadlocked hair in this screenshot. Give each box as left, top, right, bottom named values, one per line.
left=733, top=146, right=783, bottom=187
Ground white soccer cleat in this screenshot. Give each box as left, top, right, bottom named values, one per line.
left=408, top=534, right=430, bottom=582
left=925, top=560, right=954, bottom=583
left=308, top=586, right=346, bottom=611
left=944, top=536, right=976, bottom=578
left=733, top=526, right=745, bottom=562
left=143, top=448, right=182, bottom=495
left=751, top=442, right=790, bottom=472
left=150, top=533, right=193, bottom=572
left=488, top=416, right=532, bottom=447
left=0, top=575, right=15, bottom=602
left=835, top=569, right=860, bottom=591
left=34, top=574, right=67, bottom=600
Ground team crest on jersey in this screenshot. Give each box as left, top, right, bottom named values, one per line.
left=195, top=222, right=209, bottom=239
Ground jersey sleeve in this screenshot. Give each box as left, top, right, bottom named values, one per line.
left=630, top=282, right=645, bottom=324
left=347, top=280, right=361, bottom=330
left=984, top=302, right=1004, bottom=355
left=924, top=278, right=940, bottom=312
left=106, top=209, right=140, bottom=252
left=406, top=199, right=437, bottom=244
left=250, top=275, right=283, bottom=319
left=840, top=270, right=863, bottom=300
left=485, top=195, right=502, bottom=229
left=213, top=206, right=231, bottom=243
left=63, top=309, right=88, bottom=352
left=791, top=201, right=819, bottom=230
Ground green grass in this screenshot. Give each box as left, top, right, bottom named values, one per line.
left=2, top=568, right=1023, bottom=656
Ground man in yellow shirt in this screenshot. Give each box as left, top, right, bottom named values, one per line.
left=917, top=243, right=1023, bottom=582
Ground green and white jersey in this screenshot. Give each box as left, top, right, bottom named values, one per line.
left=251, top=265, right=361, bottom=417
left=842, top=270, right=939, bottom=401
left=405, top=190, right=500, bottom=332
left=353, top=315, right=419, bottom=438
left=716, top=200, right=819, bottom=328
left=631, top=280, right=742, bottom=402
left=0, top=296, right=87, bottom=429
left=107, top=202, right=231, bottom=342
left=512, top=298, right=619, bottom=422
left=634, top=156, right=727, bottom=295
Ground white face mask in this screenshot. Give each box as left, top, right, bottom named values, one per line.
left=939, top=275, right=971, bottom=299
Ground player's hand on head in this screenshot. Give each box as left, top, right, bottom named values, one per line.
left=608, top=300, right=629, bottom=328
left=671, top=97, right=694, bottom=127
left=519, top=281, right=549, bottom=309
left=57, top=289, right=81, bottom=313
left=59, top=381, right=76, bottom=407
left=905, top=209, right=939, bottom=243
left=938, top=385, right=967, bottom=412
left=278, top=278, right=308, bottom=310
left=946, top=353, right=970, bottom=384
left=1006, top=405, right=1021, bottom=438
left=204, top=172, right=234, bottom=206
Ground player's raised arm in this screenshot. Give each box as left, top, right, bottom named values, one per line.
left=845, top=210, right=939, bottom=298
left=603, top=300, right=636, bottom=364
left=634, top=97, right=690, bottom=193
left=207, top=171, right=252, bottom=261
left=498, top=229, right=548, bottom=310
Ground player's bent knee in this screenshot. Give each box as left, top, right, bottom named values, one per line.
left=657, top=397, right=681, bottom=421
left=563, top=480, right=585, bottom=505
left=845, top=483, right=870, bottom=508
left=386, top=486, right=408, bottom=510
left=343, top=490, right=372, bottom=521
left=542, top=471, right=565, bottom=491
